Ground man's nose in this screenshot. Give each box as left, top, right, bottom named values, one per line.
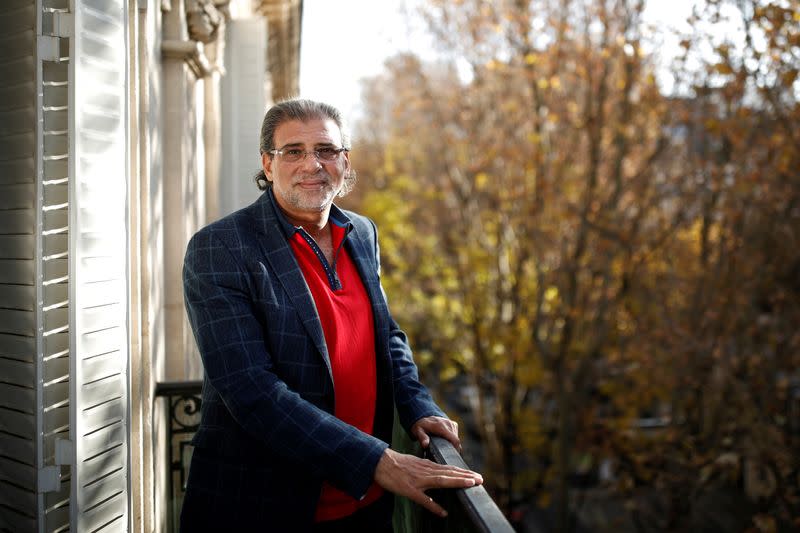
left=299, top=152, right=323, bottom=171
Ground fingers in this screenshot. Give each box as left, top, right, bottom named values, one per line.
left=442, top=422, right=462, bottom=453
left=373, top=449, right=484, bottom=518
left=410, top=490, right=447, bottom=518
left=412, top=425, right=431, bottom=448
left=413, top=416, right=462, bottom=451
left=417, top=459, right=483, bottom=488
left=428, top=468, right=483, bottom=488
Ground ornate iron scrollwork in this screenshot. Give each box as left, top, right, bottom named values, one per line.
left=156, top=380, right=203, bottom=532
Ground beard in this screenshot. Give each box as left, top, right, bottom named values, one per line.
left=277, top=171, right=341, bottom=212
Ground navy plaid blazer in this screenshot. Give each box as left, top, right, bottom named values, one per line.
left=180, top=188, right=445, bottom=531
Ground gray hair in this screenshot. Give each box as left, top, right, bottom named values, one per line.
left=254, top=98, right=356, bottom=194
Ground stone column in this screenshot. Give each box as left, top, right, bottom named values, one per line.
left=257, top=0, right=302, bottom=101
left=160, top=0, right=228, bottom=381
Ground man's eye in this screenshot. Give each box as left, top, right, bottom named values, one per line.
left=285, top=149, right=304, bottom=156
left=317, top=148, right=337, bottom=157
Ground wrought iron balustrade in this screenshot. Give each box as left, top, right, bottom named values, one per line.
left=154, top=380, right=202, bottom=533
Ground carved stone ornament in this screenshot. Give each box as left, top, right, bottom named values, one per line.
left=186, top=0, right=223, bottom=44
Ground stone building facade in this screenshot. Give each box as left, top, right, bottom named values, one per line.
left=0, top=0, right=302, bottom=531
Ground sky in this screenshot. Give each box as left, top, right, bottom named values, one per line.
left=299, top=0, right=433, bottom=123
left=299, top=0, right=701, bottom=124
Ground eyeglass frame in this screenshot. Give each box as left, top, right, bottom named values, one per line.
left=268, top=145, right=350, bottom=163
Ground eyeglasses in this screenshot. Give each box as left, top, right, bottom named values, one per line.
left=268, top=146, right=349, bottom=163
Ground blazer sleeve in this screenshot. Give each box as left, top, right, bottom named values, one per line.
left=183, top=229, right=388, bottom=500
left=367, top=219, right=448, bottom=432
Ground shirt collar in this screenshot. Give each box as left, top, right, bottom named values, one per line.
left=267, top=185, right=354, bottom=238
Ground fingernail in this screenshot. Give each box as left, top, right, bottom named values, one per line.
left=441, top=510, right=448, bottom=517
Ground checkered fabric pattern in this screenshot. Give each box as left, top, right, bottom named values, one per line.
left=180, top=190, right=445, bottom=531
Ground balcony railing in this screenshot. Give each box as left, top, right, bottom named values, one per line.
left=154, top=380, right=203, bottom=533
left=154, top=380, right=515, bottom=532
left=418, top=436, right=515, bottom=533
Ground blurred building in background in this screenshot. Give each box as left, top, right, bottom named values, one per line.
left=0, top=0, right=302, bottom=531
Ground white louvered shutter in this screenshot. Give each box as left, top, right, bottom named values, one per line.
left=0, top=0, right=73, bottom=531
left=68, top=0, right=130, bottom=531
left=0, top=1, right=39, bottom=530
left=0, top=1, right=129, bottom=530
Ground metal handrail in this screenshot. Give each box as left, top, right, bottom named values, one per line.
left=153, top=381, right=515, bottom=532
left=426, top=436, right=516, bottom=533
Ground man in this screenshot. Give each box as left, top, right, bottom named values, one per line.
left=181, top=99, right=482, bottom=532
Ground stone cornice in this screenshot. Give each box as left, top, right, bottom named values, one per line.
left=161, top=0, right=231, bottom=79
left=186, top=0, right=225, bottom=44
left=255, top=0, right=303, bottom=100
left=162, top=39, right=213, bottom=78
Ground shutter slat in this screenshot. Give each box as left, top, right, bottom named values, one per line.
left=44, top=381, right=69, bottom=410
left=83, top=491, right=125, bottom=533
left=82, top=396, right=123, bottom=435
left=0, top=56, right=34, bottom=85
left=0, top=283, right=34, bottom=310
left=81, top=374, right=122, bottom=411
left=0, top=431, right=33, bottom=463
left=80, top=329, right=123, bottom=359
left=0, top=406, right=34, bottom=435
left=44, top=283, right=68, bottom=307
left=79, top=281, right=123, bottom=307
left=44, top=332, right=68, bottom=358
left=0, top=308, right=34, bottom=335
left=44, top=257, right=68, bottom=281
left=0, top=235, right=34, bottom=259
left=0, top=384, right=34, bottom=413
left=0, top=357, right=33, bottom=387
left=0, top=184, right=35, bottom=209
left=0, top=157, right=34, bottom=183
left=0, top=502, right=36, bottom=532
left=44, top=307, right=68, bottom=332
left=45, top=475, right=71, bottom=509
left=0, top=479, right=36, bottom=514
left=82, top=351, right=122, bottom=382
left=82, top=419, right=123, bottom=458
left=0, top=455, right=35, bottom=490
left=0, top=332, right=34, bottom=361
left=43, top=158, right=67, bottom=180
left=0, top=259, right=34, bottom=285
left=45, top=503, right=70, bottom=531
left=82, top=442, right=124, bottom=486
left=0, top=208, right=34, bottom=234
left=0, top=107, right=36, bottom=138
left=0, top=81, right=35, bottom=111
left=44, top=182, right=68, bottom=205
left=43, top=404, right=69, bottom=435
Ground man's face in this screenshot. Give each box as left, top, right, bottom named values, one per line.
left=262, top=118, right=350, bottom=219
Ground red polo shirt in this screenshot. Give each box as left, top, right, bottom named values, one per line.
left=288, top=220, right=384, bottom=522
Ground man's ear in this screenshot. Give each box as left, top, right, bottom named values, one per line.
left=342, top=150, right=352, bottom=173
left=261, top=152, right=273, bottom=181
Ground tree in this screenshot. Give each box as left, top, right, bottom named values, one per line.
left=347, top=0, right=799, bottom=531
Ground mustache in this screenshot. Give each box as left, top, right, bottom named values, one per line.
left=292, top=171, right=332, bottom=185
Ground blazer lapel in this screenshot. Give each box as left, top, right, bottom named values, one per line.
left=249, top=193, right=333, bottom=381
left=345, top=223, right=389, bottom=342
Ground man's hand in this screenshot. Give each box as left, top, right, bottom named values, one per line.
left=411, top=416, right=461, bottom=451
left=373, top=448, right=483, bottom=517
